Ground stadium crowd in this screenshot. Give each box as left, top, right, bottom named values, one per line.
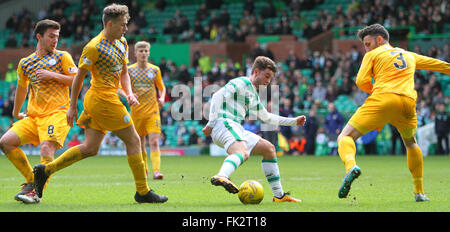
left=1, top=0, right=449, bottom=155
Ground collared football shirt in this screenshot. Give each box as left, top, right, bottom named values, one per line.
left=17, top=50, right=77, bottom=117
left=78, top=31, right=129, bottom=96
left=356, top=44, right=450, bottom=101
left=128, top=62, right=165, bottom=119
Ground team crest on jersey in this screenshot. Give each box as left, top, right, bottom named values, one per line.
left=48, top=59, right=57, bottom=66
left=123, top=114, right=131, bottom=123
left=147, top=72, right=155, bottom=79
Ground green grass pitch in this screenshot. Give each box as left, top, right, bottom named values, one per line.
left=0, top=155, right=448, bottom=212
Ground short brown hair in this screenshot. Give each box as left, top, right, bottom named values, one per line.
left=102, top=3, right=130, bottom=27
left=34, top=19, right=60, bottom=39
left=252, top=56, right=277, bottom=74
left=357, top=23, right=390, bottom=41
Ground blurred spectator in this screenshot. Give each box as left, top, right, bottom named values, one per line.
left=361, top=130, right=378, bottom=155
left=243, top=119, right=259, bottom=134
left=312, top=81, right=326, bottom=102
left=261, top=2, right=276, bottom=18
left=5, top=34, right=17, bottom=48
left=324, top=102, right=343, bottom=155
left=434, top=103, right=449, bottom=155
left=188, top=127, right=199, bottom=145
left=289, top=135, right=306, bottom=155
left=243, top=0, right=255, bottom=14
left=279, top=98, right=294, bottom=140
left=177, top=137, right=186, bottom=146
left=5, top=13, right=20, bottom=32
left=68, top=134, right=81, bottom=147
left=176, top=121, right=188, bottom=138
left=5, top=62, right=18, bottom=83
left=304, top=108, right=318, bottom=155
left=1, top=100, right=13, bottom=118
left=195, top=3, right=209, bottom=21
left=155, top=0, right=167, bottom=12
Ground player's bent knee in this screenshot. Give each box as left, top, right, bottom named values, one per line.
left=0, top=134, right=19, bottom=153
left=242, top=151, right=250, bottom=161
left=79, top=145, right=100, bottom=158
left=148, top=138, right=159, bottom=148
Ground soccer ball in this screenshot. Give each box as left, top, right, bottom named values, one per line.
left=238, top=180, right=264, bottom=204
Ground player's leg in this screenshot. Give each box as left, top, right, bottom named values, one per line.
left=18, top=140, right=59, bottom=204
left=400, top=131, right=429, bottom=202
left=33, top=127, right=105, bottom=198
left=113, top=125, right=167, bottom=203
left=44, top=127, right=104, bottom=175
left=337, top=123, right=363, bottom=173
left=251, top=138, right=301, bottom=202
left=0, top=130, right=35, bottom=202
left=140, top=135, right=149, bottom=177
left=393, top=95, right=428, bottom=202
left=148, top=132, right=163, bottom=179
left=1, top=117, right=43, bottom=202
left=0, top=130, right=33, bottom=184
left=402, top=135, right=427, bottom=201
left=211, top=140, right=248, bottom=194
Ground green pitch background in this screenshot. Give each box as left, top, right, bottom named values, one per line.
left=0, top=155, right=448, bottom=212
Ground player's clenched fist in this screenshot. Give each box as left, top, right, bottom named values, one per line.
left=202, top=126, right=213, bottom=137
left=296, top=115, right=306, bottom=126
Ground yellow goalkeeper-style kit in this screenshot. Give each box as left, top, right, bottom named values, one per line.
left=128, top=62, right=165, bottom=136
left=76, top=31, right=133, bottom=133
left=12, top=50, right=77, bottom=147
left=349, top=44, right=450, bottom=138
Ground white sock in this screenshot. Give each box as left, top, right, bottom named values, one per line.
left=217, top=153, right=244, bottom=178
left=262, top=158, right=284, bottom=198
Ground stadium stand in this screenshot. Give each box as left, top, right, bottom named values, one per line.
left=0, top=0, right=449, bottom=155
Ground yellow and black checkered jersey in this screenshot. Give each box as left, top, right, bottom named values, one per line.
left=356, top=44, right=450, bottom=101
left=128, top=62, right=165, bottom=119
left=78, top=31, right=129, bottom=96
left=17, top=50, right=77, bottom=117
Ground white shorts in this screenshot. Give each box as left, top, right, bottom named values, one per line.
left=211, top=119, right=261, bottom=154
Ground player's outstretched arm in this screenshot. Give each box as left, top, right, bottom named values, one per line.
left=255, top=103, right=300, bottom=126
left=412, top=52, right=450, bottom=75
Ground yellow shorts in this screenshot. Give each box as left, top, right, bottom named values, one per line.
left=77, top=90, right=133, bottom=134
left=10, top=111, right=70, bottom=148
left=132, top=111, right=161, bottom=136
left=349, top=93, right=417, bottom=139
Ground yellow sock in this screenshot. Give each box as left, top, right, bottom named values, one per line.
left=5, top=148, right=33, bottom=183
left=45, top=146, right=83, bottom=175
left=407, top=146, right=424, bottom=194
left=40, top=155, right=54, bottom=165
left=40, top=155, right=54, bottom=192
left=150, top=151, right=161, bottom=172
left=141, top=149, right=149, bottom=176
left=127, top=153, right=150, bottom=195
left=338, top=136, right=357, bottom=173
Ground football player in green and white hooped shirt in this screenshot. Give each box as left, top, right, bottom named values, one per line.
left=202, top=56, right=307, bottom=202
